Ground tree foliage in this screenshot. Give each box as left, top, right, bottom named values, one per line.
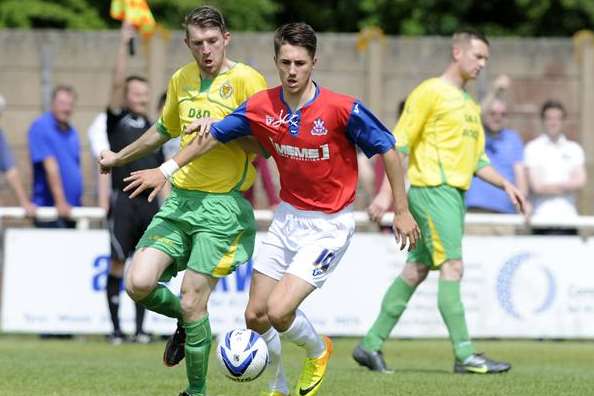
left=1, top=0, right=593, bottom=36
left=0, top=0, right=105, bottom=29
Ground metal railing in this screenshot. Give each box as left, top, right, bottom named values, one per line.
left=1, top=207, right=594, bottom=231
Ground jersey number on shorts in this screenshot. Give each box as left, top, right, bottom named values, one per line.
left=312, top=249, right=336, bottom=277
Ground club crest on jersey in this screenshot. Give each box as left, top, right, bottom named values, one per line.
left=219, top=81, right=233, bottom=99
left=310, top=118, right=328, bottom=136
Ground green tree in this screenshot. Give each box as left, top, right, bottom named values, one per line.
left=141, top=0, right=278, bottom=31
left=358, top=0, right=594, bottom=36
left=0, top=0, right=105, bottom=29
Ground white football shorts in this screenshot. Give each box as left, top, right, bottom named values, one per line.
left=253, top=201, right=355, bottom=288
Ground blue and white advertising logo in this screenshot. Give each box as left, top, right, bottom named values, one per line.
left=496, top=252, right=557, bottom=319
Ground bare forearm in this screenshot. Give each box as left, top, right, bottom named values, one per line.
left=513, top=163, right=529, bottom=197
left=382, top=148, right=409, bottom=213
left=43, top=158, right=68, bottom=205
left=5, top=168, right=30, bottom=205
left=97, top=172, right=111, bottom=209
left=173, top=134, right=219, bottom=168
left=116, top=125, right=167, bottom=165
left=476, top=165, right=509, bottom=189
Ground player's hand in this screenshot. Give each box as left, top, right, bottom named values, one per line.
left=121, top=21, right=136, bottom=43
left=123, top=168, right=167, bottom=202
left=367, top=191, right=393, bottom=224
left=98, top=150, right=119, bottom=174
left=22, top=201, right=37, bottom=219
left=184, top=117, right=215, bottom=137
left=503, top=181, right=529, bottom=216
left=392, top=210, right=420, bottom=251
left=56, top=200, right=72, bottom=219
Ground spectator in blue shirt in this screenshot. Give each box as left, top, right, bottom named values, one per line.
left=28, top=85, right=82, bottom=228
left=0, top=94, right=36, bottom=216
left=466, top=96, right=528, bottom=213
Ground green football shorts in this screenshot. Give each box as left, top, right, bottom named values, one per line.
left=137, top=186, right=256, bottom=281
left=407, top=184, right=465, bottom=269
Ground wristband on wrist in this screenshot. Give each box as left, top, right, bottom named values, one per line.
left=159, top=159, right=180, bottom=180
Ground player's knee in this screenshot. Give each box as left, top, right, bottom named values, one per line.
left=180, top=290, right=207, bottom=320
left=245, top=303, right=268, bottom=329
left=401, top=264, right=429, bottom=286
left=125, top=271, right=154, bottom=301
left=440, top=260, right=463, bottom=280
left=266, top=303, right=292, bottom=331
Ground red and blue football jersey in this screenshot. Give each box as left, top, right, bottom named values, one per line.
left=211, top=84, right=396, bottom=213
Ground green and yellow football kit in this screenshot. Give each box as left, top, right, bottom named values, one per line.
left=139, top=62, right=267, bottom=279
left=136, top=61, right=266, bottom=396
left=361, top=77, right=488, bottom=363
left=395, top=77, right=489, bottom=269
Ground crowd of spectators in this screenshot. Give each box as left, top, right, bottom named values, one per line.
left=0, top=74, right=588, bottom=230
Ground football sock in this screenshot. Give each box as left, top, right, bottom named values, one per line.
left=106, top=274, right=122, bottom=333
left=361, top=276, right=416, bottom=351
left=134, top=303, right=146, bottom=335
left=280, top=309, right=325, bottom=358
left=138, top=284, right=182, bottom=320
left=261, top=327, right=289, bottom=393
left=184, top=315, right=211, bottom=396
left=438, top=279, right=475, bottom=361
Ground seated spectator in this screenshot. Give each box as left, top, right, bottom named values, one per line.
left=525, top=100, right=587, bottom=234
left=466, top=95, right=527, bottom=213
left=28, top=85, right=82, bottom=228
left=0, top=94, right=36, bottom=216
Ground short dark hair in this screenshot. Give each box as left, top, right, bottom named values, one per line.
left=274, top=23, right=317, bottom=59
left=126, top=75, right=148, bottom=84
left=51, top=85, right=76, bottom=101
left=540, top=100, right=566, bottom=119
left=452, top=29, right=490, bottom=47
left=184, top=5, right=227, bottom=36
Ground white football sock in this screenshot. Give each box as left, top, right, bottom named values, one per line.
left=261, top=327, right=289, bottom=393
left=280, top=309, right=325, bottom=358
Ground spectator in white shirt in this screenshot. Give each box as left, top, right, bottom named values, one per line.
left=524, top=100, right=587, bottom=234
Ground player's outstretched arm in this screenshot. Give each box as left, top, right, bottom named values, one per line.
left=122, top=119, right=221, bottom=201
left=476, top=165, right=529, bottom=215
left=382, top=148, right=420, bottom=251
left=98, top=124, right=168, bottom=174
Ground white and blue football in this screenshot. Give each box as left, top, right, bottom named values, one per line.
left=216, top=328, right=269, bottom=382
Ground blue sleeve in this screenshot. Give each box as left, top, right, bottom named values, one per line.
left=511, top=132, right=524, bottom=163
left=346, top=100, right=396, bottom=158
left=210, top=101, right=252, bottom=143
left=28, top=120, right=53, bottom=164
left=0, top=131, right=15, bottom=172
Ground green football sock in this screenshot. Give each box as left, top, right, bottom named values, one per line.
left=183, top=315, right=211, bottom=396
left=361, top=276, right=416, bottom=351
left=138, top=284, right=182, bottom=320
left=438, top=279, right=475, bottom=361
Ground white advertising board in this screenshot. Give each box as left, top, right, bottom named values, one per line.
left=2, top=229, right=594, bottom=338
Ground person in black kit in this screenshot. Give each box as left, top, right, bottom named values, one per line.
left=105, top=21, right=164, bottom=344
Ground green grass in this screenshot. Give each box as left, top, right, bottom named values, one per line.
left=1, top=335, right=593, bottom=395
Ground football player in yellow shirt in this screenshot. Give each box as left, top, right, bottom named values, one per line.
left=354, top=31, right=528, bottom=375
left=99, top=6, right=265, bottom=396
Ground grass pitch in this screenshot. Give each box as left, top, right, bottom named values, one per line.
left=1, top=335, right=593, bottom=396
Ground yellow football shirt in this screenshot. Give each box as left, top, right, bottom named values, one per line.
left=394, top=78, right=489, bottom=191
left=157, top=62, right=267, bottom=192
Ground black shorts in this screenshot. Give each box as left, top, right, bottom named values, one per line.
left=108, top=191, right=160, bottom=261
